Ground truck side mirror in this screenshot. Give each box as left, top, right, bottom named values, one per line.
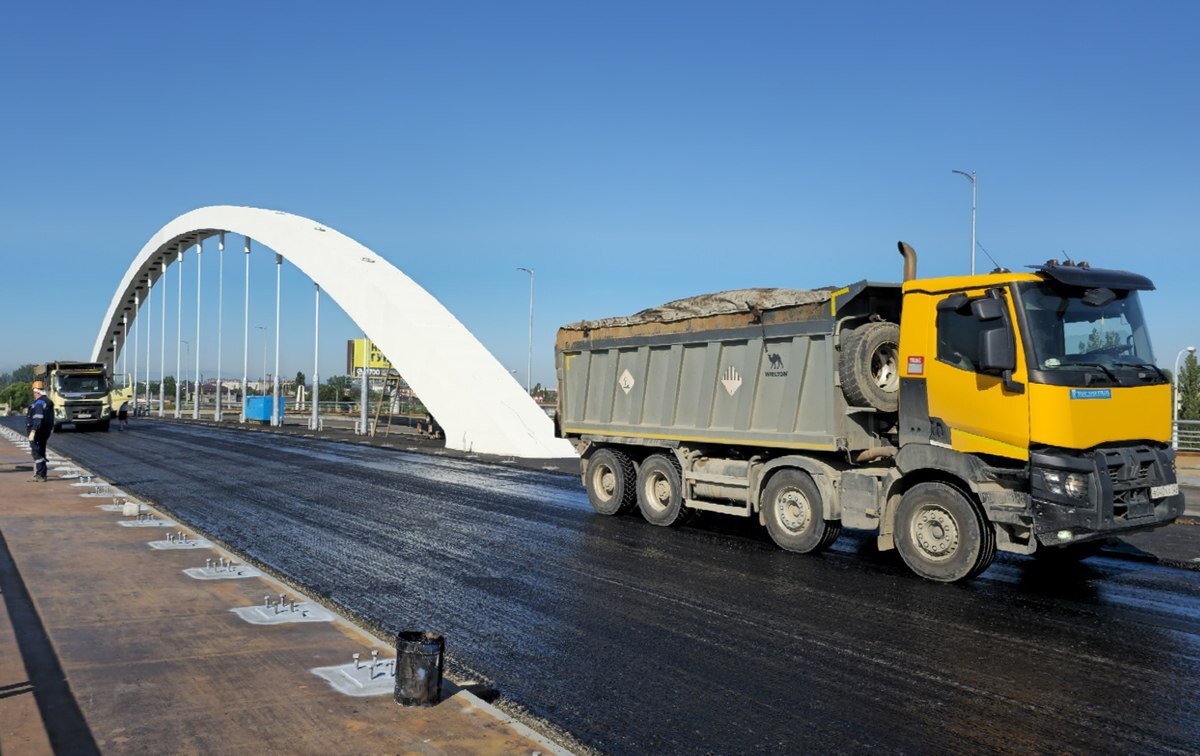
left=978, top=326, right=1015, bottom=373
left=971, top=298, right=1006, bottom=322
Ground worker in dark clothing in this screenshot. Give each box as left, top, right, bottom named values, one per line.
left=26, top=380, right=55, bottom=482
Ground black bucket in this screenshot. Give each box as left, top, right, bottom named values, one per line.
left=394, top=631, right=444, bottom=706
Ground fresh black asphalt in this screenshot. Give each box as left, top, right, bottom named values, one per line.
left=15, top=418, right=1200, bottom=754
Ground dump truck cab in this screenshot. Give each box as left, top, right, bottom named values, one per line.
left=894, top=259, right=1181, bottom=567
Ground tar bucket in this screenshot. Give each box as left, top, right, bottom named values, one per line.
left=394, top=631, right=444, bottom=706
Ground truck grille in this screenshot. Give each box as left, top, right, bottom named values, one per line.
left=1100, top=446, right=1158, bottom=517
left=67, top=402, right=104, bottom=421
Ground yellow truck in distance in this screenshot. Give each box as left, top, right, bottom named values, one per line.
left=555, top=243, right=1183, bottom=582
left=35, top=361, right=130, bottom=432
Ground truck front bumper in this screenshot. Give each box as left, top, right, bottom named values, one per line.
left=1029, top=445, right=1184, bottom=546
left=55, top=403, right=111, bottom=424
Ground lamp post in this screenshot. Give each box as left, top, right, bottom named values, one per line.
left=1173, top=345, right=1196, bottom=449
left=517, top=267, right=534, bottom=395
left=180, top=340, right=190, bottom=409
left=951, top=169, right=977, bottom=275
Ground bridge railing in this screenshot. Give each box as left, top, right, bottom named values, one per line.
left=1177, top=420, right=1200, bottom=452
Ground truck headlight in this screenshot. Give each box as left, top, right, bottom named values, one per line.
left=1043, top=470, right=1065, bottom=495
left=54, top=407, right=65, bottom=419
left=1042, top=470, right=1089, bottom=499
left=1064, top=473, right=1089, bottom=499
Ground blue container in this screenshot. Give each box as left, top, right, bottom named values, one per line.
left=245, top=396, right=285, bottom=423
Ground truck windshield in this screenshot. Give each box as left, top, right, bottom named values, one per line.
left=56, top=374, right=109, bottom=393
left=1018, top=282, right=1158, bottom=378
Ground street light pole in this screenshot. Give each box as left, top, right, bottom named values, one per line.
left=1173, top=345, right=1196, bottom=449
left=181, top=340, right=190, bottom=409
left=517, top=267, right=534, bottom=395
left=951, top=169, right=977, bottom=275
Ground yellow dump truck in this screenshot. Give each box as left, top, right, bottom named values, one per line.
left=35, top=361, right=125, bottom=432
left=555, top=243, right=1183, bottom=581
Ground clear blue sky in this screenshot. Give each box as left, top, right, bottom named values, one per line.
left=2, top=1, right=1198, bottom=386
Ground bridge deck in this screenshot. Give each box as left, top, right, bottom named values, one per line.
left=0, top=438, right=560, bottom=754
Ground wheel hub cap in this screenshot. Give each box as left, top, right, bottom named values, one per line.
left=914, top=506, right=959, bottom=559
left=872, top=343, right=899, bottom=392
left=596, top=467, right=615, bottom=500
left=778, top=489, right=810, bottom=532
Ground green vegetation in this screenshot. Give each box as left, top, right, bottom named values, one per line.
left=0, top=381, right=32, bottom=410
left=0, top=363, right=38, bottom=411
left=1177, top=353, right=1200, bottom=421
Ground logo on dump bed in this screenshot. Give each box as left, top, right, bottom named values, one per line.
left=764, top=353, right=787, bottom=377
left=721, top=366, right=742, bottom=396
left=619, top=369, right=636, bottom=395
left=1070, top=389, right=1112, bottom=400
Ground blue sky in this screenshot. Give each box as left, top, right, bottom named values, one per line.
left=2, top=1, right=1198, bottom=386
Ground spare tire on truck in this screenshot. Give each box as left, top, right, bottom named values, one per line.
left=839, top=321, right=900, bottom=412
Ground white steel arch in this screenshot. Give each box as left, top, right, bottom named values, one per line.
left=93, top=206, right=576, bottom=459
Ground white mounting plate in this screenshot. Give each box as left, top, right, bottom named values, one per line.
left=148, top=538, right=213, bottom=550
left=310, top=661, right=397, bottom=697
left=183, top=565, right=261, bottom=580
left=231, top=602, right=334, bottom=625
left=119, top=518, right=176, bottom=528
left=97, top=503, right=143, bottom=513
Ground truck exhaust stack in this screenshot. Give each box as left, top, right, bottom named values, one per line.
left=898, top=241, right=917, bottom=282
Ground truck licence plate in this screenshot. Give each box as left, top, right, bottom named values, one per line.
left=77, top=411, right=94, bottom=419
left=1150, top=483, right=1179, bottom=499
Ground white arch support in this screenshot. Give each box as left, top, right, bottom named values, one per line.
left=93, top=206, right=576, bottom=459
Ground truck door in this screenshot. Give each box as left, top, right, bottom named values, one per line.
left=925, top=289, right=1031, bottom=461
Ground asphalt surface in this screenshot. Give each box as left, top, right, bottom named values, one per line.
left=14, top=418, right=1200, bottom=754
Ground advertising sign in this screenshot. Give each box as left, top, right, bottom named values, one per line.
left=346, top=339, right=400, bottom=378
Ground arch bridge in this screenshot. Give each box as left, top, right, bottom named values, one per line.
left=93, top=206, right=575, bottom=459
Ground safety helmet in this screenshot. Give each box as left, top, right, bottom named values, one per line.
left=31, top=380, right=45, bottom=392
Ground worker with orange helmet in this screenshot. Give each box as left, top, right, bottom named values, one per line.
left=25, top=380, right=55, bottom=482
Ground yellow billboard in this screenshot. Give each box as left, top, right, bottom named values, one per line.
left=346, top=339, right=399, bottom=377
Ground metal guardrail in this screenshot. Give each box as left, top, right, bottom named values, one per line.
left=1177, top=420, right=1200, bottom=452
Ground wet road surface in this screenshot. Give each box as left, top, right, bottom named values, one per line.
left=19, top=419, right=1200, bottom=754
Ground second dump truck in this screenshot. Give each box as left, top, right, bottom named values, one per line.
left=35, top=361, right=126, bottom=432
left=555, top=243, right=1183, bottom=582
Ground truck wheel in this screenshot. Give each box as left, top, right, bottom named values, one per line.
left=637, top=454, right=687, bottom=526
left=840, top=321, right=900, bottom=412
left=895, top=482, right=995, bottom=582
left=763, top=469, right=839, bottom=553
left=586, top=448, right=636, bottom=515
left=99, top=419, right=111, bottom=432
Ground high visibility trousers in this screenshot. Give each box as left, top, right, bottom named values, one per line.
left=29, top=438, right=47, bottom=478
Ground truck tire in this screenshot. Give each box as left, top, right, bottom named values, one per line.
left=586, top=448, right=637, bottom=515
left=99, top=419, right=111, bottom=432
left=762, top=469, right=840, bottom=553
left=840, top=321, right=900, bottom=412
left=636, top=454, right=688, bottom=526
left=895, top=482, right=995, bottom=582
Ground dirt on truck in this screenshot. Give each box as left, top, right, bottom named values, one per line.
left=555, top=242, right=1183, bottom=582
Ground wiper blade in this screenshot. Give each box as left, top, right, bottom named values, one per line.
left=1113, top=361, right=1168, bottom=381
left=1068, top=362, right=1123, bottom=386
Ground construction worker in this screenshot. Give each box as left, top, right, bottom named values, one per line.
left=26, top=380, right=54, bottom=482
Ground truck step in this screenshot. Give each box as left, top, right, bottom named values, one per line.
left=684, top=472, right=749, bottom=486
left=684, top=499, right=753, bottom=517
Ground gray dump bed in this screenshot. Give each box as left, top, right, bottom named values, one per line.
left=556, top=283, right=894, bottom=452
